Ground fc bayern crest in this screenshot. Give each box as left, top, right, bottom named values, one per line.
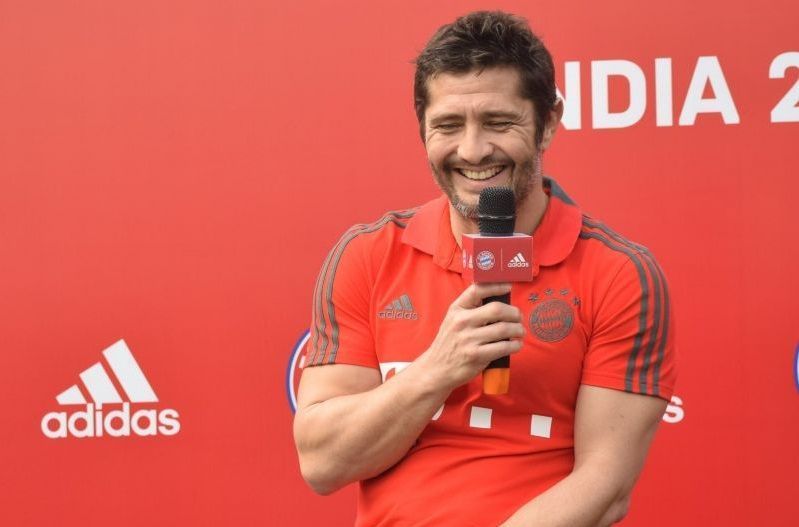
left=529, top=299, right=574, bottom=342
left=476, top=250, right=496, bottom=270
left=286, top=329, right=310, bottom=413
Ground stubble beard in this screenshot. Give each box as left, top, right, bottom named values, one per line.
left=432, top=152, right=543, bottom=220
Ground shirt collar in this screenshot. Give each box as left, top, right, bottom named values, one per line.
left=402, top=177, right=583, bottom=272
left=401, top=194, right=460, bottom=271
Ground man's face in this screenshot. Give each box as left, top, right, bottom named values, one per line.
left=424, top=67, right=549, bottom=220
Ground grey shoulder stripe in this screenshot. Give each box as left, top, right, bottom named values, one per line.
left=310, top=224, right=358, bottom=365
left=309, top=261, right=328, bottom=364
left=639, top=251, right=666, bottom=396
left=583, top=218, right=669, bottom=396
left=312, top=209, right=416, bottom=365
left=649, top=258, right=671, bottom=395
left=638, top=252, right=663, bottom=395
left=583, top=217, right=648, bottom=252
left=579, top=230, right=650, bottom=394
left=548, top=178, right=577, bottom=205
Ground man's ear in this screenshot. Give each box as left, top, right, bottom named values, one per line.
left=540, top=98, right=564, bottom=151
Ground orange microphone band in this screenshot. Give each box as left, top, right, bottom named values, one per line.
left=483, top=364, right=510, bottom=395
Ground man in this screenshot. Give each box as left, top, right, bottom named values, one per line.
left=294, top=11, right=676, bottom=527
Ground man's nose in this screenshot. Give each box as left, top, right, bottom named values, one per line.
left=457, top=125, right=493, bottom=165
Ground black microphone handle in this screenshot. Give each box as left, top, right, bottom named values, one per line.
left=483, top=292, right=511, bottom=370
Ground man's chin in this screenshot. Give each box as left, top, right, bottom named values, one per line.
left=449, top=194, right=479, bottom=220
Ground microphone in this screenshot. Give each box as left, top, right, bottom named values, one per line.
left=478, top=187, right=515, bottom=395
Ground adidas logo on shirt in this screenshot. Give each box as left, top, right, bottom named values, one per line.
left=378, top=294, right=419, bottom=320
left=507, top=252, right=531, bottom=268
left=40, top=340, right=181, bottom=439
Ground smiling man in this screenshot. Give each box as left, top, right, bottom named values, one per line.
left=294, top=11, right=677, bottom=527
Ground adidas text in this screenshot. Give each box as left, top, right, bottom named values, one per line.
left=41, top=402, right=181, bottom=439
left=378, top=294, right=419, bottom=320
left=378, top=310, right=419, bottom=320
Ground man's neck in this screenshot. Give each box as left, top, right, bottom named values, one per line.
left=449, top=184, right=549, bottom=247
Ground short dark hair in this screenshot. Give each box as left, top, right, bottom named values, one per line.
left=413, top=11, right=557, bottom=145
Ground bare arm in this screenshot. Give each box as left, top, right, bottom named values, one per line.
left=293, top=282, right=524, bottom=495
left=293, top=359, right=446, bottom=495
left=501, top=386, right=667, bottom=527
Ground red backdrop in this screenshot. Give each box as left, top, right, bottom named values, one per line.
left=1, top=1, right=797, bottom=525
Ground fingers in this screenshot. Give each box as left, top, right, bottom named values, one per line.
left=469, top=301, right=522, bottom=327
left=477, top=339, right=523, bottom=362
left=470, top=321, right=525, bottom=343
left=467, top=321, right=524, bottom=365
left=454, top=283, right=513, bottom=309
left=448, top=284, right=522, bottom=330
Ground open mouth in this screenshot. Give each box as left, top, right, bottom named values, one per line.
left=456, top=166, right=505, bottom=181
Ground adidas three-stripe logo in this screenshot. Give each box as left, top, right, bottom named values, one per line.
left=507, top=252, right=530, bottom=268
left=378, top=294, right=419, bottom=320
left=56, top=340, right=158, bottom=405
left=41, top=340, right=180, bottom=439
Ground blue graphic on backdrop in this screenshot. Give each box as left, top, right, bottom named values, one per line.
left=286, top=329, right=311, bottom=414
left=794, top=343, right=799, bottom=393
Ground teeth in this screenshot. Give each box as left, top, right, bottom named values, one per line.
left=460, top=167, right=503, bottom=181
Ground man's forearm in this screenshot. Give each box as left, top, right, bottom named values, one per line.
left=293, top=356, right=450, bottom=495
left=500, top=386, right=665, bottom=527
left=500, top=460, right=629, bottom=527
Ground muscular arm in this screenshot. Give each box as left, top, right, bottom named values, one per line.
left=501, top=386, right=667, bottom=527
left=293, top=359, right=448, bottom=495
left=293, top=282, right=524, bottom=495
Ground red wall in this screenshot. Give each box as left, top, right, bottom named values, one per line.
left=2, top=1, right=797, bottom=525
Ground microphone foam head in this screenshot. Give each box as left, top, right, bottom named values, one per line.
left=478, top=187, right=516, bottom=235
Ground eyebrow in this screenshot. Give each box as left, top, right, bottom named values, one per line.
left=428, top=110, right=523, bottom=126
left=481, top=110, right=523, bottom=121
left=428, top=113, right=463, bottom=126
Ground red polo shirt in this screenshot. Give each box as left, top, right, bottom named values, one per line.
left=304, top=178, right=677, bottom=526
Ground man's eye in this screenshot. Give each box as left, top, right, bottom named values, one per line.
left=487, top=121, right=513, bottom=128
left=436, top=123, right=460, bottom=131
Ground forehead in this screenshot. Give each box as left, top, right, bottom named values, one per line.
left=425, top=67, right=531, bottom=116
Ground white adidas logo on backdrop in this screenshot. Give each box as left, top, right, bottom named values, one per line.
left=41, top=340, right=180, bottom=439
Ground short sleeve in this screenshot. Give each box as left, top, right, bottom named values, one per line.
left=304, top=228, right=378, bottom=369
left=581, top=252, right=677, bottom=401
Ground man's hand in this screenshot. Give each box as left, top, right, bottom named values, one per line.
left=420, top=282, right=525, bottom=391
